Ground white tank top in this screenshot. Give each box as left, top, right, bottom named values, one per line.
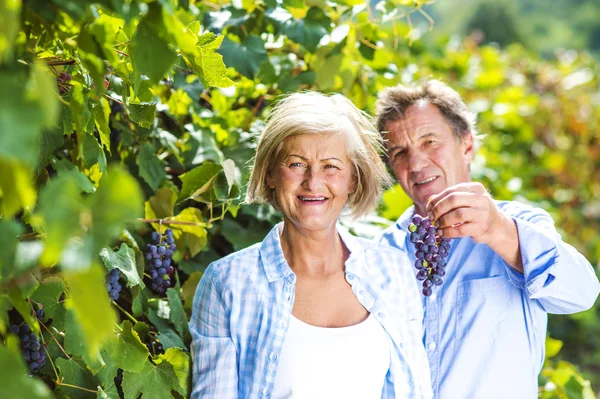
left=271, top=314, right=391, bottom=399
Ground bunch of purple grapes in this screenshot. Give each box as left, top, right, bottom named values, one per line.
left=145, top=229, right=176, bottom=295
left=56, top=72, right=72, bottom=95
left=11, top=323, right=46, bottom=373
left=106, top=268, right=122, bottom=301
left=408, top=214, right=451, bottom=297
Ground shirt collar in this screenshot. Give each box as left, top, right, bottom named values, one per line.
left=396, top=205, right=416, bottom=231
left=259, top=222, right=367, bottom=283
left=259, top=223, right=294, bottom=282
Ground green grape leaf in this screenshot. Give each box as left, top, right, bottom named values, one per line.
left=38, top=175, right=84, bottom=265
left=7, top=287, right=39, bottom=334
left=122, top=357, right=182, bottom=399
left=155, top=348, right=190, bottom=395
left=55, top=357, right=100, bottom=399
left=0, top=157, right=37, bottom=218
left=182, top=32, right=234, bottom=88
left=31, top=277, right=65, bottom=321
left=100, top=243, right=145, bottom=289
left=177, top=162, right=222, bottom=202
left=218, top=35, right=268, bottom=78
left=146, top=187, right=177, bottom=219
left=81, top=131, right=107, bottom=172
left=0, top=346, right=53, bottom=399
left=93, top=97, right=112, bottom=152
left=129, top=3, right=178, bottom=88
left=88, top=166, right=143, bottom=259
left=100, top=321, right=149, bottom=374
left=166, top=288, right=187, bottom=337
left=51, top=158, right=96, bottom=194
left=64, top=265, right=118, bottom=356
left=63, top=308, right=105, bottom=374
left=127, top=102, right=156, bottom=128
left=181, top=271, right=202, bottom=311
left=0, top=63, right=58, bottom=168
left=136, top=143, right=166, bottom=191
left=0, top=219, right=23, bottom=281
left=170, top=208, right=207, bottom=257
left=147, top=308, right=185, bottom=349
left=0, top=0, right=21, bottom=63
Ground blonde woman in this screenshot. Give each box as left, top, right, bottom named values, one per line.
left=189, top=91, right=432, bottom=399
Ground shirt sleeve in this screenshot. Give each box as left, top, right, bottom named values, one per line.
left=189, top=265, right=238, bottom=399
left=502, top=205, right=600, bottom=314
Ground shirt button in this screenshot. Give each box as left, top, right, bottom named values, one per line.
left=347, top=274, right=354, bottom=280
left=269, top=352, right=278, bottom=361
left=359, top=289, right=365, bottom=295
left=428, top=342, right=437, bottom=350
left=262, top=387, right=269, bottom=396
left=377, top=312, right=384, bottom=318
left=280, top=320, right=287, bottom=328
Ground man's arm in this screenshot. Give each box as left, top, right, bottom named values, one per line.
left=189, top=266, right=238, bottom=399
left=427, top=182, right=600, bottom=314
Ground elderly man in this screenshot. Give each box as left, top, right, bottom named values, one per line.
left=375, top=79, right=599, bottom=399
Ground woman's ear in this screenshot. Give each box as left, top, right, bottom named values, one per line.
left=266, top=171, right=276, bottom=189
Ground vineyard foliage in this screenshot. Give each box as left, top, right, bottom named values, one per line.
left=0, top=0, right=598, bottom=398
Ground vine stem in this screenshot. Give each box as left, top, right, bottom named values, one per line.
left=44, top=345, right=61, bottom=381
left=104, top=94, right=124, bottom=104
left=56, top=382, right=99, bottom=394
left=29, top=300, right=71, bottom=360
left=138, top=218, right=210, bottom=228
left=40, top=320, right=71, bottom=360
left=112, top=301, right=138, bottom=324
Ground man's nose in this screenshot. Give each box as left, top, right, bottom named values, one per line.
left=408, top=150, right=427, bottom=173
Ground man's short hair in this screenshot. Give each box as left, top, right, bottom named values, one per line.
left=375, top=79, right=483, bottom=149
left=245, top=91, right=392, bottom=218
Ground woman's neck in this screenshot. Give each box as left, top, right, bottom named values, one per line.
left=279, top=222, right=348, bottom=277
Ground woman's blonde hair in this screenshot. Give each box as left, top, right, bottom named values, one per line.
left=245, top=91, right=392, bottom=218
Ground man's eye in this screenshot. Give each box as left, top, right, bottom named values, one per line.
left=394, top=150, right=406, bottom=158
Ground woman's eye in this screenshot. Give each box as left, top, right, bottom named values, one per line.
left=324, top=164, right=339, bottom=169
left=290, top=162, right=304, bottom=168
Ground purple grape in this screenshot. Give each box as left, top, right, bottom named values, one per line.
left=412, top=214, right=423, bottom=225
left=425, top=234, right=436, bottom=245
left=416, top=269, right=428, bottom=281
left=435, top=268, right=446, bottom=277
left=424, top=253, right=433, bottom=262
left=423, top=279, right=433, bottom=288
left=423, top=287, right=433, bottom=296
left=421, top=218, right=431, bottom=230
left=416, top=250, right=425, bottom=260
left=432, top=275, right=443, bottom=285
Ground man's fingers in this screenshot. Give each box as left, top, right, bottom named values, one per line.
left=429, top=192, right=480, bottom=222
left=435, top=206, right=475, bottom=229
left=426, top=182, right=487, bottom=214
left=437, top=222, right=476, bottom=239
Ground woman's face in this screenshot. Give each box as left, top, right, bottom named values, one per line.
left=267, top=133, right=355, bottom=234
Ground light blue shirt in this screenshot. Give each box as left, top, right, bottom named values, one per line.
left=190, top=223, right=433, bottom=399
left=378, top=201, right=600, bottom=399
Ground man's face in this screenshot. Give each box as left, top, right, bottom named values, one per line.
left=385, top=102, right=474, bottom=216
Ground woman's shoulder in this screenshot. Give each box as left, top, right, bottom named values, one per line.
left=202, top=242, right=264, bottom=288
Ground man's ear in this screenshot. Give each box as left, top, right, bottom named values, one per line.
left=462, top=132, right=474, bottom=164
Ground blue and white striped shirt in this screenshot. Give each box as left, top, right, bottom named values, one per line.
left=190, top=222, right=433, bottom=399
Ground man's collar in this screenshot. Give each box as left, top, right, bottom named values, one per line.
left=396, top=205, right=416, bottom=231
